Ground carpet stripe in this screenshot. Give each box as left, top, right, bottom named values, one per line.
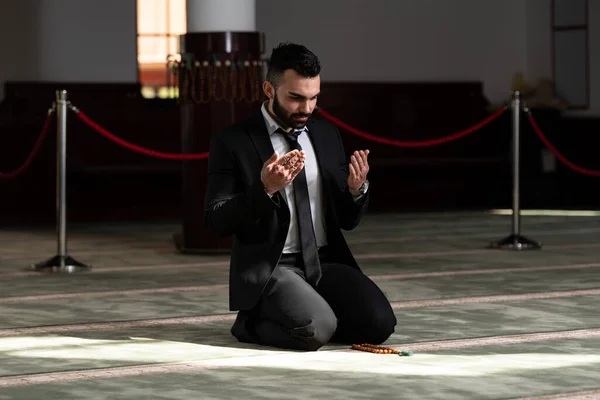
left=388, top=328, right=600, bottom=352
left=518, top=390, right=600, bottom=400
left=2, top=242, right=600, bottom=278
left=347, top=226, right=600, bottom=244
left=368, top=262, right=600, bottom=280
left=1, top=289, right=598, bottom=337
left=2, top=263, right=600, bottom=303
left=0, top=284, right=229, bottom=303
left=391, top=288, right=600, bottom=309
left=0, top=314, right=236, bottom=337
left=0, top=261, right=230, bottom=278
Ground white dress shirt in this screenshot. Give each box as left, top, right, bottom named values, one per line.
left=260, top=102, right=328, bottom=253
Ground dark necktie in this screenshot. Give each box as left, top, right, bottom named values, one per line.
left=280, top=128, right=322, bottom=287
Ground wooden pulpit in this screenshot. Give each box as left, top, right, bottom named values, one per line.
left=173, top=32, right=266, bottom=253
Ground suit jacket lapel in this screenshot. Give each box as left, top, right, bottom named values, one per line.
left=246, top=110, right=275, bottom=165
left=306, top=118, right=340, bottom=227
left=306, top=118, right=332, bottom=177
left=246, top=110, right=289, bottom=214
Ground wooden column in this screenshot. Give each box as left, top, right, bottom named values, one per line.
left=174, top=32, right=265, bottom=253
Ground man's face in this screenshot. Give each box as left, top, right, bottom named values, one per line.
left=266, top=69, right=320, bottom=130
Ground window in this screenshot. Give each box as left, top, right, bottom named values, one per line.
left=551, top=0, right=589, bottom=109
left=136, top=0, right=186, bottom=98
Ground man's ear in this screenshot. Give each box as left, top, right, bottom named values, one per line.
left=263, top=81, right=275, bottom=100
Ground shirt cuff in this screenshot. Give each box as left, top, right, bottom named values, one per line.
left=351, top=180, right=369, bottom=202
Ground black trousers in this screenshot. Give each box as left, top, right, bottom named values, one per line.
left=231, top=248, right=397, bottom=351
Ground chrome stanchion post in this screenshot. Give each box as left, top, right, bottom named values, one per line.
left=512, top=90, right=522, bottom=237
left=31, top=90, right=91, bottom=272
left=58, top=89, right=68, bottom=262
left=489, top=91, right=541, bottom=250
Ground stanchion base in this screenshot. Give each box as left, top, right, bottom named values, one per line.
left=488, top=234, right=542, bottom=250
left=30, top=255, right=92, bottom=273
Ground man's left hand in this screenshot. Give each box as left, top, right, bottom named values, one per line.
left=348, top=149, right=370, bottom=193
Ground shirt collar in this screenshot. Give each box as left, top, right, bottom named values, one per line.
left=261, top=101, right=308, bottom=136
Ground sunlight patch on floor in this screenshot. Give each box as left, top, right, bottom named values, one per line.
left=1, top=336, right=287, bottom=363
left=3, top=336, right=600, bottom=377
left=489, top=209, right=600, bottom=217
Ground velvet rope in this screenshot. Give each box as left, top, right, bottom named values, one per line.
left=315, top=106, right=508, bottom=147
left=0, top=113, right=53, bottom=178
left=527, top=111, right=600, bottom=177
left=74, top=111, right=209, bottom=160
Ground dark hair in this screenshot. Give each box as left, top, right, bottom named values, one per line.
left=266, top=42, right=321, bottom=87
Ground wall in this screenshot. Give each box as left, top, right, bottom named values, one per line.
left=256, top=0, right=529, bottom=105
left=526, top=0, right=553, bottom=83
left=1, top=0, right=598, bottom=114
left=0, top=0, right=41, bottom=100
left=525, top=0, right=600, bottom=116
left=35, top=0, right=138, bottom=82
left=0, top=0, right=137, bottom=100
left=586, top=1, right=600, bottom=115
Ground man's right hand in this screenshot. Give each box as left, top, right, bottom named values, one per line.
left=261, top=150, right=306, bottom=195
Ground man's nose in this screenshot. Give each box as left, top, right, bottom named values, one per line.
left=300, top=101, right=311, bottom=114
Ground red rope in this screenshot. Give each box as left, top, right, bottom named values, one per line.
left=527, top=112, right=600, bottom=177
left=74, top=111, right=209, bottom=160
left=0, top=114, right=53, bottom=179
left=316, top=106, right=507, bottom=147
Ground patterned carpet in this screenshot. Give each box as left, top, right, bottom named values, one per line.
left=0, top=211, right=599, bottom=399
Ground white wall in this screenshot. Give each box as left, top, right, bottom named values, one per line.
left=0, top=0, right=41, bottom=100
left=0, top=0, right=137, bottom=100
left=578, top=0, right=600, bottom=116
left=525, top=0, right=600, bottom=116
left=36, top=0, right=138, bottom=82
left=587, top=1, right=600, bottom=116
left=526, top=0, right=552, bottom=82
left=257, top=0, right=529, bottom=105
left=1, top=0, right=598, bottom=114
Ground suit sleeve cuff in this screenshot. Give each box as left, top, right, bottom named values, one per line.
left=250, top=179, right=280, bottom=213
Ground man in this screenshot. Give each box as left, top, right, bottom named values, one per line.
left=205, top=42, right=396, bottom=351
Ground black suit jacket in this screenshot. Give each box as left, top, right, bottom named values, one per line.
left=204, top=110, right=369, bottom=311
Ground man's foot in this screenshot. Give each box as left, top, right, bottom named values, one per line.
left=231, top=310, right=258, bottom=344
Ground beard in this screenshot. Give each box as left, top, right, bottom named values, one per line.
left=272, top=94, right=311, bottom=130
